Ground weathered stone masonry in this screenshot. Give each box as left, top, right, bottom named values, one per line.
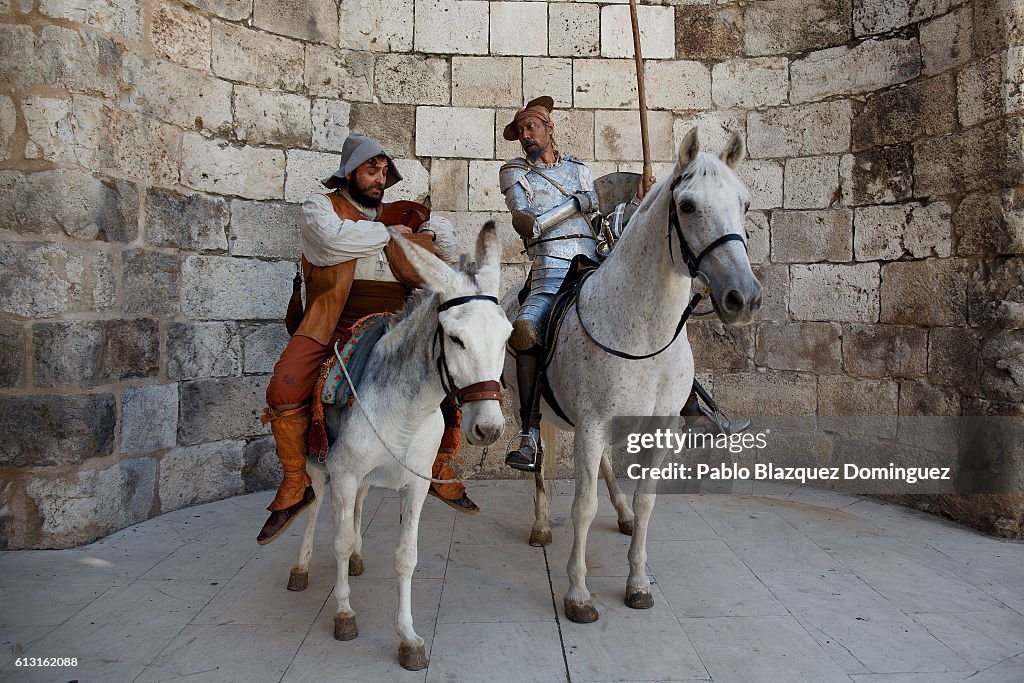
left=0, top=0, right=1021, bottom=548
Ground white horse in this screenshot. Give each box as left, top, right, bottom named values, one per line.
left=287, top=224, right=512, bottom=670
left=507, top=129, right=763, bottom=623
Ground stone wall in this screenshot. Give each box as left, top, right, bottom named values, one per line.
left=0, top=0, right=1021, bottom=548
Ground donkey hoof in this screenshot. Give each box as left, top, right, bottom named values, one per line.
left=398, top=642, right=427, bottom=671
left=529, top=528, right=552, bottom=547
left=287, top=568, right=308, bottom=592
left=564, top=599, right=600, bottom=624
left=625, top=590, right=655, bottom=610
left=348, top=556, right=364, bottom=576
left=617, top=518, right=635, bottom=536
left=333, top=613, right=358, bottom=641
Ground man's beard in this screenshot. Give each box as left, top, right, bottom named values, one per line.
left=523, top=141, right=545, bottom=162
left=348, top=178, right=384, bottom=208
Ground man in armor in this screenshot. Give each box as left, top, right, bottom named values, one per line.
left=499, top=97, right=748, bottom=473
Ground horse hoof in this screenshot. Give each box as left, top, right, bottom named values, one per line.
left=625, top=590, right=654, bottom=610
left=398, top=642, right=427, bottom=671
left=287, top=569, right=308, bottom=592
left=564, top=599, right=600, bottom=624
left=618, top=519, right=634, bottom=536
left=333, top=613, right=358, bottom=641
left=348, top=556, right=364, bottom=576
left=529, top=528, right=552, bottom=547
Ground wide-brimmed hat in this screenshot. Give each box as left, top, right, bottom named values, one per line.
left=502, top=96, right=555, bottom=141
left=321, top=134, right=403, bottom=189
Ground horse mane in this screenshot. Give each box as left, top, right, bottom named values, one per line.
left=676, top=152, right=748, bottom=200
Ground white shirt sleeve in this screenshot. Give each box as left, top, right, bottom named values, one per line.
left=299, top=194, right=391, bottom=267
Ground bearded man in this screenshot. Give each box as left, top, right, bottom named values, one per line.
left=258, top=134, right=478, bottom=546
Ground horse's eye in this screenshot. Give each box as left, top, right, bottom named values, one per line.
left=449, top=335, right=466, bottom=349
left=678, top=199, right=695, bottom=213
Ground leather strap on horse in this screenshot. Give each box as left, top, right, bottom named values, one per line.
left=667, top=173, right=746, bottom=278
left=453, top=380, right=504, bottom=403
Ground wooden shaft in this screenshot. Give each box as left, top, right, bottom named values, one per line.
left=629, top=0, right=653, bottom=190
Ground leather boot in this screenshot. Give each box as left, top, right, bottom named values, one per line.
left=506, top=352, right=544, bottom=473
left=428, top=399, right=480, bottom=515
left=681, top=388, right=751, bottom=436
left=257, top=405, right=316, bottom=545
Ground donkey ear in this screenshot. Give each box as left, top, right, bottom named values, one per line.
left=387, top=229, right=456, bottom=296
left=720, top=130, right=744, bottom=169
left=678, top=127, right=700, bottom=167
left=474, top=221, right=501, bottom=294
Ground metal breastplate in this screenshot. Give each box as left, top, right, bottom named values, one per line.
left=522, top=162, right=597, bottom=261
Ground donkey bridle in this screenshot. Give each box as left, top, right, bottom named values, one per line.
left=435, top=295, right=505, bottom=405
left=575, top=169, right=746, bottom=361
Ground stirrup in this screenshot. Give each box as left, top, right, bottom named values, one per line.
left=689, top=403, right=751, bottom=436
left=505, top=428, right=542, bottom=473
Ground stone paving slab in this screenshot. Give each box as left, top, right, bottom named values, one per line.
left=1, top=480, right=1022, bottom=682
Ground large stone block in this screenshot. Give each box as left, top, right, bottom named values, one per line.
left=928, top=326, right=981, bottom=392
left=843, top=324, right=927, bottom=379
left=177, top=376, right=269, bottom=445
left=416, top=107, right=494, bottom=159
left=549, top=2, right=599, bottom=58
left=914, top=119, right=1007, bottom=199
left=32, top=320, right=104, bottom=388
left=921, top=5, right=973, bottom=76
left=0, top=169, right=139, bottom=243
left=790, top=263, right=880, bottom=322
left=744, top=0, right=852, bottom=57
left=242, top=434, right=281, bottom=492
left=544, top=109, right=595, bottom=162
left=491, top=1, right=547, bottom=56
left=0, top=242, right=115, bottom=317
left=752, top=264, right=790, bottom=322
left=151, top=1, right=210, bottom=71
left=21, top=96, right=76, bottom=164
left=523, top=58, right=572, bottom=108
left=849, top=145, right=913, bottom=206
left=853, top=75, right=956, bottom=150
left=436, top=210, right=525, bottom=265
left=452, top=56, right=522, bottom=108
left=26, top=458, right=155, bottom=548
left=122, top=249, right=181, bottom=317
left=783, top=156, right=842, bottom=209
left=712, top=57, right=788, bottom=109
left=644, top=60, right=712, bottom=110
left=415, top=0, right=489, bottom=55
left=967, top=257, right=1024, bottom=330
left=745, top=211, right=770, bottom=264
left=880, top=259, right=969, bottom=326
left=185, top=0, right=251, bottom=21
left=120, top=384, right=179, bottom=454
left=229, top=200, right=301, bottom=259
left=0, top=321, right=25, bottom=387
left=573, top=59, right=638, bottom=109
left=349, top=103, right=416, bottom=158
left=392, top=161, right=430, bottom=204
left=233, top=85, right=311, bottom=147
left=600, top=5, right=674, bottom=59
left=2, top=24, right=122, bottom=97
left=770, top=209, right=852, bottom=263
left=854, top=202, right=952, bottom=261
left=41, top=0, right=146, bottom=42
left=284, top=149, right=340, bottom=203
left=955, top=190, right=1024, bottom=256
left=714, top=371, right=818, bottom=416
left=791, top=38, right=920, bottom=103
left=340, top=0, right=413, bottom=51
left=181, top=133, right=285, bottom=200
left=981, top=330, right=1024, bottom=403
left=166, top=321, right=242, bottom=380
left=818, top=375, right=899, bottom=417
left=430, top=159, right=469, bottom=211
left=0, top=393, right=115, bottom=467
left=854, top=0, right=953, bottom=36
left=241, top=322, right=289, bottom=374
left=675, top=3, right=744, bottom=60
left=181, top=255, right=293, bottom=320
left=754, top=322, right=842, bottom=373
left=375, top=54, right=448, bottom=105
left=735, top=159, right=784, bottom=210
left=212, top=20, right=304, bottom=91
left=747, top=100, right=851, bottom=159
left=897, top=381, right=960, bottom=454
left=687, top=322, right=754, bottom=371
left=312, top=99, right=350, bottom=152
left=145, top=187, right=229, bottom=251
left=959, top=54, right=1003, bottom=128
left=0, top=94, right=15, bottom=160
left=595, top=109, right=674, bottom=162
left=305, top=46, right=373, bottom=101
left=468, top=160, right=506, bottom=211
left=253, top=0, right=337, bottom=43
left=159, top=440, right=245, bottom=512
left=122, top=52, right=232, bottom=135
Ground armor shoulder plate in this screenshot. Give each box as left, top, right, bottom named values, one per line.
left=499, top=158, right=531, bottom=194
left=562, top=154, right=585, bottom=166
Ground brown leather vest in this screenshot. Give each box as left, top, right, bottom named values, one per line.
left=294, top=192, right=434, bottom=345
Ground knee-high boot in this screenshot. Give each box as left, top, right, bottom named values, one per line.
left=505, top=352, right=544, bottom=472
left=257, top=405, right=316, bottom=545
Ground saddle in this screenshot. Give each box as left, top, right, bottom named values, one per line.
left=309, top=312, right=393, bottom=459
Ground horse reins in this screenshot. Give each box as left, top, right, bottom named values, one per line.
left=575, top=169, right=746, bottom=361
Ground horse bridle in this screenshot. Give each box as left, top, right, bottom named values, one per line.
left=575, top=168, right=747, bottom=361
left=434, top=295, right=505, bottom=405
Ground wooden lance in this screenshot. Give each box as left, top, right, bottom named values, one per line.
left=628, top=0, right=653, bottom=191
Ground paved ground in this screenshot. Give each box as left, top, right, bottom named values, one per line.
left=1, top=480, right=1023, bottom=682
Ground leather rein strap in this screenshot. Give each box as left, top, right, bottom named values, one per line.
left=435, top=295, right=505, bottom=405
